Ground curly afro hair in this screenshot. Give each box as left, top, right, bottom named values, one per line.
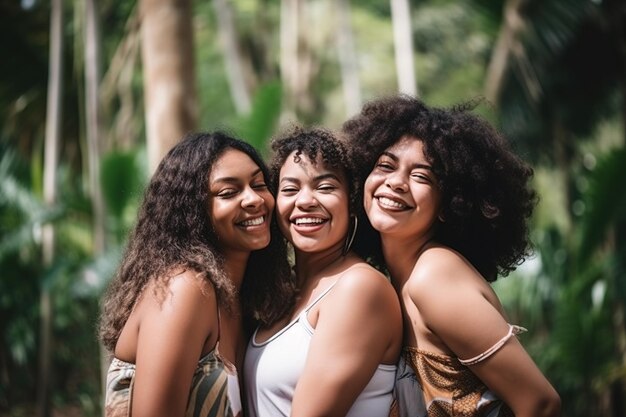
left=342, top=95, right=537, bottom=282
left=268, top=126, right=381, bottom=265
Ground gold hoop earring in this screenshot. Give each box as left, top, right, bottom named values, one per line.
left=342, top=216, right=358, bottom=255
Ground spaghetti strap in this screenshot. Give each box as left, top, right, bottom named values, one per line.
left=458, top=324, right=527, bottom=366
left=303, top=280, right=339, bottom=314
left=251, top=280, right=340, bottom=346
left=216, top=305, right=222, bottom=343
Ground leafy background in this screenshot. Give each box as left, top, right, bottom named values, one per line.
left=1, top=0, right=624, bottom=415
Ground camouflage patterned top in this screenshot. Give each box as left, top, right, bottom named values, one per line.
left=105, top=349, right=242, bottom=417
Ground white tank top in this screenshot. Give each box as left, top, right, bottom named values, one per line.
left=244, top=282, right=397, bottom=417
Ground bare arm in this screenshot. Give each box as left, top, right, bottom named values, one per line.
left=291, top=268, right=402, bottom=417
left=408, top=249, right=560, bottom=417
left=131, top=272, right=215, bottom=417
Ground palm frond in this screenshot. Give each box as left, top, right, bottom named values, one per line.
left=577, top=147, right=626, bottom=266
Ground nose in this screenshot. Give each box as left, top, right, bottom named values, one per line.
left=295, top=187, right=318, bottom=209
left=385, top=171, right=408, bottom=193
left=242, top=187, right=264, bottom=209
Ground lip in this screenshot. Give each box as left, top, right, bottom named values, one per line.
left=373, top=193, right=412, bottom=211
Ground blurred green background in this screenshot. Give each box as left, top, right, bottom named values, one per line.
left=1, top=0, right=625, bottom=415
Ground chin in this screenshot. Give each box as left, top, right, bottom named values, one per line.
left=250, top=238, right=271, bottom=251
left=369, top=219, right=398, bottom=234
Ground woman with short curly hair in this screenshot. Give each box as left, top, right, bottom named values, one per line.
left=342, top=95, right=561, bottom=417
left=99, top=131, right=293, bottom=417
left=245, top=127, right=402, bottom=417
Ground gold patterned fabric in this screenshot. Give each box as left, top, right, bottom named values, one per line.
left=105, top=350, right=241, bottom=417
left=403, top=347, right=513, bottom=417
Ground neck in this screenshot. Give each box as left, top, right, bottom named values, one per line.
left=381, top=232, right=433, bottom=287
left=293, top=242, right=345, bottom=286
left=222, top=251, right=251, bottom=291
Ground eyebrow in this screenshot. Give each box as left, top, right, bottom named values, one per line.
left=212, top=168, right=263, bottom=183
left=380, top=151, right=432, bottom=171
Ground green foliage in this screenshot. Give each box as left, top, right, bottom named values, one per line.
left=101, top=149, right=146, bottom=239
left=0, top=149, right=43, bottom=407
left=231, top=81, right=283, bottom=152
left=577, top=147, right=626, bottom=265
left=505, top=145, right=626, bottom=415
left=0, top=143, right=102, bottom=413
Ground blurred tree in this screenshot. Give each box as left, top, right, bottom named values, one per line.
left=139, top=0, right=198, bottom=172
left=213, top=0, right=253, bottom=114
left=334, top=0, right=362, bottom=116
left=390, top=0, right=417, bottom=95
left=38, top=0, right=64, bottom=415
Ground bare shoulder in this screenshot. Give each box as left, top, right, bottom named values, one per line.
left=333, top=262, right=399, bottom=311
left=404, top=245, right=488, bottom=315
left=404, top=246, right=507, bottom=336
left=339, top=262, right=393, bottom=291
left=407, top=246, right=479, bottom=291
left=142, top=269, right=217, bottom=318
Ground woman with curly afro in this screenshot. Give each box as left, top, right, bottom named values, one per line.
left=99, top=132, right=293, bottom=417
left=244, top=127, right=402, bottom=417
left=342, top=95, right=561, bottom=417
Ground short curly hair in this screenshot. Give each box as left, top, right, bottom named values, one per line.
left=99, top=132, right=294, bottom=351
left=342, top=95, right=537, bottom=282
left=268, top=126, right=379, bottom=264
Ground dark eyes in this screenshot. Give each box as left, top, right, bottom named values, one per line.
left=279, top=183, right=338, bottom=194
left=216, top=182, right=268, bottom=198
left=216, top=189, right=237, bottom=198
left=375, top=162, right=394, bottom=171
left=317, top=184, right=337, bottom=191
left=375, top=161, right=432, bottom=183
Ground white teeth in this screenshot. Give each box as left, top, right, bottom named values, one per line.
left=378, top=197, right=407, bottom=209
left=240, top=216, right=264, bottom=226
left=294, top=217, right=325, bottom=225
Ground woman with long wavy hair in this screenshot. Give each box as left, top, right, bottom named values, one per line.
left=99, top=131, right=294, bottom=417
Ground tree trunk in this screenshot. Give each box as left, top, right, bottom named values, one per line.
left=484, top=0, right=527, bottom=104
left=390, top=0, right=417, bottom=96
left=139, top=0, right=198, bottom=173
left=280, top=0, right=299, bottom=118
left=335, top=0, right=361, bottom=117
left=280, top=0, right=317, bottom=117
left=101, top=9, right=141, bottom=151
left=83, top=0, right=110, bottom=411
left=213, top=0, right=252, bottom=115
left=38, top=0, right=63, bottom=416
left=85, top=0, right=105, bottom=256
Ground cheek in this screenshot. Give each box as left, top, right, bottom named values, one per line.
left=275, top=197, right=291, bottom=232
left=263, top=191, right=275, bottom=212
left=363, top=177, right=376, bottom=210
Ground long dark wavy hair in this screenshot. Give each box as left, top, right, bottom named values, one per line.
left=342, top=95, right=537, bottom=282
left=99, top=131, right=294, bottom=352
left=268, top=126, right=380, bottom=266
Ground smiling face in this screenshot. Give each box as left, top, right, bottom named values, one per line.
left=276, top=152, right=350, bottom=254
left=208, top=148, right=275, bottom=255
left=364, top=136, right=441, bottom=241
